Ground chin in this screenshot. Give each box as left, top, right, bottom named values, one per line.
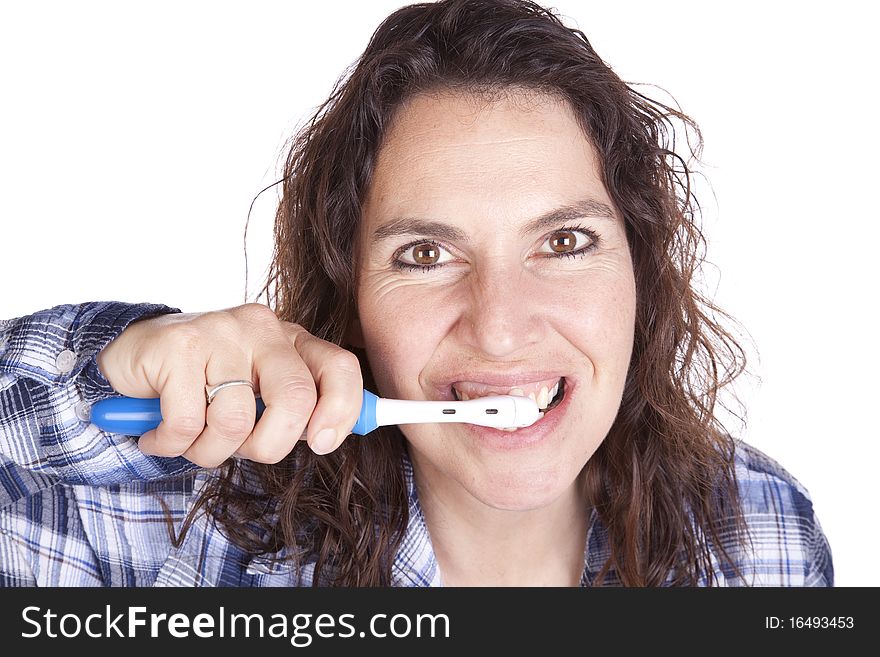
left=465, top=462, right=578, bottom=512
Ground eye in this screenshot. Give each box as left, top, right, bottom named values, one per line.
left=536, top=227, right=599, bottom=257
left=394, top=240, right=455, bottom=270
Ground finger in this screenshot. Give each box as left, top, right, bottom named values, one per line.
left=234, top=337, right=316, bottom=464
left=292, top=331, right=363, bottom=455
left=138, top=429, right=159, bottom=455
left=138, top=370, right=206, bottom=458
left=182, top=351, right=257, bottom=467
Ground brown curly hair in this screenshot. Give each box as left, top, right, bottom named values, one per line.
left=188, top=0, right=749, bottom=586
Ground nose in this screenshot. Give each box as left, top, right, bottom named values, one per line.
left=457, top=267, right=546, bottom=359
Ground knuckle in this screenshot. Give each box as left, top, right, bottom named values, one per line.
left=210, top=407, right=255, bottom=439
left=235, top=303, right=279, bottom=328
left=284, top=322, right=314, bottom=348
left=281, top=319, right=307, bottom=335
left=197, top=310, right=242, bottom=339
left=162, top=323, right=203, bottom=356
left=246, top=442, right=291, bottom=465
left=327, top=349, right=362, bottom=378
left=162, top=414, right=205, bottom=441
left=317, top=390, right=361, bottom=427
left=274, top=377, right=318, bottom=409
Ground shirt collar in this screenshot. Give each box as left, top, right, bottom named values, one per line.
left=390, top=454, right=601, bottom=587
left=244, top=453, right=599, bottom=587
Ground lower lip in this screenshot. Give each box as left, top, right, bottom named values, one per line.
left=462, top=380, right=574, bottom=450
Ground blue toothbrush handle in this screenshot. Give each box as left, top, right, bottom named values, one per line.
left=90, top=389, right=379, bottom=436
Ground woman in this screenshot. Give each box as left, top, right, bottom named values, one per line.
left=0, top=0, right=831, bottom=586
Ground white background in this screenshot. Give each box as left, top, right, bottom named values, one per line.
left=1, top=1, right=876, bottom=586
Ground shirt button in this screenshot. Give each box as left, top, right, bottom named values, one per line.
left=55, top=349, right=77, bottom=374
left=75, top=401, right=92, bottom=423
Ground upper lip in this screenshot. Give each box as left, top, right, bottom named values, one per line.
left=432, top=371, right=568, bottom=399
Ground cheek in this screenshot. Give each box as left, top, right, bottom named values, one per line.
left=357, top=277, right=460, bottom=396
left=557, top=264, right=636, bottom=366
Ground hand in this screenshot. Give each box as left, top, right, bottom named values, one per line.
left=96, top=303, right=363, bottom=466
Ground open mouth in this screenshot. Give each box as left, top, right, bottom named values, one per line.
left=451, top=377, right=566, bottom=415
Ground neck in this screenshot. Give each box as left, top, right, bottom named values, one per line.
left=415, top=469, right=589, bottom=587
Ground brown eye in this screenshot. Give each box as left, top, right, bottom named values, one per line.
left=395, top=240, right=453, bottom=270
left=412, top=243, right=440, bottom=265
left=548, top=230, right=577, bottom=253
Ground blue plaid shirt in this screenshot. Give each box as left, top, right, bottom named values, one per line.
left=0, top=302, right=833, bottom=586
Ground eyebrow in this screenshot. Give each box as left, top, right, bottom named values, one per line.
left=371, top=218, right=468, bottom=244
left=517, top=199, right=616, bottom=238
left=370, top=198, right=617, bottom=245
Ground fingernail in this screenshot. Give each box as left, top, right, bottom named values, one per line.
left=310, top=428, right=338, bottom=455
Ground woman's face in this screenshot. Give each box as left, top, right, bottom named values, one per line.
left=355, top=90, right=636, bottom=511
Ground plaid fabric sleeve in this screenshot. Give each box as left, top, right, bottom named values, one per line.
left=722, top=441, right=834, bottom=587
left=0, top=302, right=198, bottom=506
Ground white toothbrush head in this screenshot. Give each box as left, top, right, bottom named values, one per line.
left=372, top=394, right=542, bottom=431
left=451, top=394, right=541, bottom=429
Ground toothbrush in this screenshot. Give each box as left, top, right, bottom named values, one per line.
left=87, top=389, right=541, bottom=437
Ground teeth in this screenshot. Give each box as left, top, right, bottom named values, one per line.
left=452, top=379, right=563, bottom=406
left=501, top=427, right=518, bottom=432
left=537, top=386, right=549, bottom=410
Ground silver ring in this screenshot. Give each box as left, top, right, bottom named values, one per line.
left=205, top=379, right=254, bottom=404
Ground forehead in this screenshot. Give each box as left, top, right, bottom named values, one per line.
left=365, top=89, right=606, bottom=217
left=383, top=88, right=585, bottom=149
